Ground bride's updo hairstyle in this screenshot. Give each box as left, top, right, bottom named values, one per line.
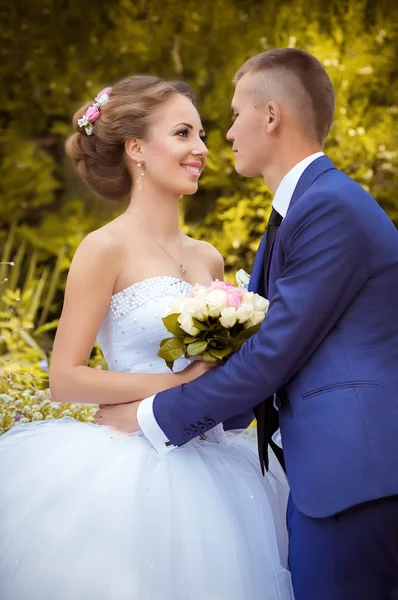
left=65, top=76, right=196, bottom=202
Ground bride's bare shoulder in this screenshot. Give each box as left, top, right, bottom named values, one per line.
left=69, top=224, right=126, bottom=288
left=185, top=236, right=224, bottom=279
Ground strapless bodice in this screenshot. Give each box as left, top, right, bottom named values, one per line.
left=97, top=276, right=227, bottom=444
left=97, top=276, right=193, bottom=375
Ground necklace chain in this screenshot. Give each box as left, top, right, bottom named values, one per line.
left=125, top=211, right=187, bottom=275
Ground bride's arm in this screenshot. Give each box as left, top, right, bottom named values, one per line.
left=49, top=230, right=203, bottom=405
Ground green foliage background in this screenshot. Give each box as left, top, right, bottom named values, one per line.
left=0, top=0, right=397, bottom=422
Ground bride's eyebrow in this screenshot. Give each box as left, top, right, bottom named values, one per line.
left=174, top=122, right=192, bottom=128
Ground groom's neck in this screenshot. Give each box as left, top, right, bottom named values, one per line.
left=263, top=140, right=322, bottom=194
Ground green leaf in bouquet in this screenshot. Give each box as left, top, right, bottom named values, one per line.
left=159, top=337, right=172, bottom=348
left=207, top=335, right=231, bottom=347
left=158, top=337, right=185, bottom=358
left=207, top=345, right=233, bottom=360
left=204, top=323, right=227, bottom=338
left=186, top=340, right=208, bottom=356
left=234, top=324, right=262, bottom=348
left=157, top=337, right=185, bottom=370
left=202, top=351, right=218, bottom=363
left=162, top=314, right=185, bottom=336
left=192, top=317, right=209, bottom=331
left=183, top=336, right=200, bottom=344
left=215, top=328, right=230, bottom=339
left=206, top=323, right=223, bottom=334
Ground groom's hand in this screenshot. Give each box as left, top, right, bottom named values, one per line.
left=94, top=401, right=141, bottom=433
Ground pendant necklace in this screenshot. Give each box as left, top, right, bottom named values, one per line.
left=125, top=211, right=187, bottom=275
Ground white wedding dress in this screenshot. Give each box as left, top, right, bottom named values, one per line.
left=0, top=276, right=294, bottom=600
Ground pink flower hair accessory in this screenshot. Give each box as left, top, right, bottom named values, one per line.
left=77, top=86, right=112, bottom=136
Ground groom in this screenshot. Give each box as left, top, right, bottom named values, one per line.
left=97, top=48, right=398, bottom=598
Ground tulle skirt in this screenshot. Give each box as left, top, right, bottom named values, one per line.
left=0, top=417, right=294, bottom=599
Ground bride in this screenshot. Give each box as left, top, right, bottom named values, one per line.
left=0, top=75, right=294, bottom=599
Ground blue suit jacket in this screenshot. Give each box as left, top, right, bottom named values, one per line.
left=153, top=156, right=398, bottom=518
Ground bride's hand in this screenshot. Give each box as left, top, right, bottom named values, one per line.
left=180, top=360, right=218, bottom=383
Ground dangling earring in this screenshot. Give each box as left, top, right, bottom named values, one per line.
left=136, top=162, right=145, bottom=191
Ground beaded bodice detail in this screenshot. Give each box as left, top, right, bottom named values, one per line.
left=97, top=277, right=192, bottom=375
left=109, top=276, right=192, bottom=324
left=97, top=276, right=226, bottom=444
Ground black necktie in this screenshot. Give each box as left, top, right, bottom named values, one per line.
left=255, top=206, right=285, bottom=474
left=263, top=208, right=283, bottom=296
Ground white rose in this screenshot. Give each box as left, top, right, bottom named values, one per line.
left=178, top=313, right=200, bottom=336
left=244, top=310, right=265, bottom=329
left=235, top=302, right=255, bottom=324
left=183, top=297, right=209, bottom=321
left=219, top=306, right=237, bottom=329
left=166, top=294, right=187, bottom=315
left=252, top=294, right=269, bottom=313
left=242, top=291, right=255, bottom=304
left=205, top=290, right=228, bottom=317
left=190, top=285, right=208, bottom=300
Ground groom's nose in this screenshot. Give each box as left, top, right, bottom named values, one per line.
left=226, top=126, right=234, bottom=141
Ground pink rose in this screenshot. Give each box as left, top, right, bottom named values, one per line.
left=208, top=280, right=243, bottom=307
left=84, top=105, right=100, bottom=122
left=209, top=280, right=234, bottom=292
left=226, top=287, right=245, bottom=308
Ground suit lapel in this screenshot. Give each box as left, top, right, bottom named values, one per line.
left=251, top=156, right=337, bottom=295
left=263, top=233, right=278, bottom=297
left=248, top=231, right=267, bottom=293
left=287, top=155, right=336, bottom=212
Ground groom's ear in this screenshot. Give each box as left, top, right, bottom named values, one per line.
left=265, top=101, right=281, bottom=133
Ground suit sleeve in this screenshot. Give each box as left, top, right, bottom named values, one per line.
left=151, top=194, right=369, bottom=448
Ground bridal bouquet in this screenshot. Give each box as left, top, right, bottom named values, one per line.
left=158, top=277, right=269, bottom=370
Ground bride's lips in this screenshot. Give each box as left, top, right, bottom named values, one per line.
left=181, top=161, right=202, bottom=179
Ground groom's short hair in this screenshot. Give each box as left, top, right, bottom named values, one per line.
left=234, top=48, right=335, bottom=145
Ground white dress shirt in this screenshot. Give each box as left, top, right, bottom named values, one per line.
left=272, top=152, right=324, bottom=218
left=138, top=152, right=324, bottom=454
